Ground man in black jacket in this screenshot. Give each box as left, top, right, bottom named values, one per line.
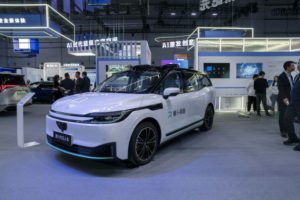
left=254, top=71, right=271, bottom=117
left=278, top=61, right=296, bottom=143
left=60, top=73, right=75, bottom=95
left=74, top=71, right=83, bottom=94
left=291, top=62, right=300, bottom=150
left=82, top=71, right=90, bottom=93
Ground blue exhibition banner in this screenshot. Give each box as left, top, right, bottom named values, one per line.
left=0, top=14, right=46, bottom=27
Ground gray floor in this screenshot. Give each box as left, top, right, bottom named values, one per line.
left=1, top=105, right=300, bottom=200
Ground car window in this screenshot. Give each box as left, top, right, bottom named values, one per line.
left=30, top=83, right=40, bottom=88
left=0, top=74, right=25, bottom=85
left=201, top=77, right=212, bottom=87
left=41, top=84, right=54, bottom=88
left=156, top=71, right=182, bottom=95
left=183, top=71, right=199, bottom=93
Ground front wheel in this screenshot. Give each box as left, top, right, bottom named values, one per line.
left=200, top=105, right=214, bottom=131
left=128, top=122, right=159, bottom=167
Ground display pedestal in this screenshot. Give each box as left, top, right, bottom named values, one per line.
left=17, top=92, right=40, bottom=148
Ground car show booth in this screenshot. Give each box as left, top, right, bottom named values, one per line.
left=188, top=27, right=300, bottom=111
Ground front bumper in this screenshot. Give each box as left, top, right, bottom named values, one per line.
left=47, top=135, right=116, bottom=160
left=46, top=114, right=136, bottom=160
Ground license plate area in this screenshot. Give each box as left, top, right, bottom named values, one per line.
left=53, top=131, right=72, bottom=146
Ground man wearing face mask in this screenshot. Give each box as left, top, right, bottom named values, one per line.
left=278, top=61, right=297, bottom=145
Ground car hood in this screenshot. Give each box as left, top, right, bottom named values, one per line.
left=51, top=92, right=153, bottom=115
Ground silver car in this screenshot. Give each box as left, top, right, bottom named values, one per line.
left=0, top=73, right=29, bottom=111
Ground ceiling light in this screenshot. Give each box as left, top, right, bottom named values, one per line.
left=212, top=13, right=218, bottom=16
left=191, top=12, right=197, bottom=16
left=170, top=12, right=176, bottom=16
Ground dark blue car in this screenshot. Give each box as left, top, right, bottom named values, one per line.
left=30, top=82, right=55, bottom=103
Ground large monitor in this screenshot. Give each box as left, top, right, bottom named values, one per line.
left=13, top=38, right=39, bottom=54
left=236, top=63, right=262, bottom=78
left=203, top=63, right=230, bottom=78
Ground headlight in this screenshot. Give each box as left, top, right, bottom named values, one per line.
left=86, top=110, right=132, bottom=124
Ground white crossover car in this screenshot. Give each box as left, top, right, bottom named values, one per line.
left=46, top=65, right=215, bottom=166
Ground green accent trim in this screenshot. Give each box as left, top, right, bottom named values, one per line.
left=46, top=141, right=114, bottom=160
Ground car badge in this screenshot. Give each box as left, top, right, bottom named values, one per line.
left=56, top=121, right=67, bottom=132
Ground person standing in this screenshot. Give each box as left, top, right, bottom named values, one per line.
left=53, top=75, right=62, bottom=101
left=277, top=61, right=296, bottom=139
left=254, top=71, right=271, bottom=117
left=246, top=74, right=258, bottom=114
left=270, top=75, right=279, bottom=111
left=286, top=61, right=300, bottom=149
left=82, top=71, right=91, bottom=93
left=60, top=73, right=75, bottom=96
left=74, top=71, right=83, bottom=94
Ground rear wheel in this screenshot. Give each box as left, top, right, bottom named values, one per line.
left=200, top=105, right=214, bottom=131
left=128, top=122, right=159, bottom=167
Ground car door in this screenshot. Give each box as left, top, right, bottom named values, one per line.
left=182, top=71, right=206, bottom=123
left=155, top=70, right=188, bottom=136
left=198, top=75, right=214, bottom=119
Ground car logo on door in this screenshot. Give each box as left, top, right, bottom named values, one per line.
left=56, top=121, right=67, bottom=132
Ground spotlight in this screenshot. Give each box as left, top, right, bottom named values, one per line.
left=170, top=12, right=176, bottom=16
left=191, top=12, right=197, bottom=16
left=212, top=12, right=218, bottom=16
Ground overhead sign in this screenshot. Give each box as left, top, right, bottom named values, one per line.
left=161, top=39, right=195, bottom=49
left=66, top=37, right=118, bottom=49
left=199, top=0, right=236, bottom=12
left=0, top=4, right=75, bottom=42
left=0, top=17, right=26, bottom=24
left=0, top=14, right=45, bottom=27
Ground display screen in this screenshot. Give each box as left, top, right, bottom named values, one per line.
left=161, top=60, right=188, bottom=69
left=13, top=38, right=39, bottom=53
left=236, top=63, right=262, bottom=78
left=204, top=63, right=230, bottom=78
left=174, top=54, right=188, bottom=60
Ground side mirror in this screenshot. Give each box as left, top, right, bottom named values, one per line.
left=163, top=87, right=180, bottom=99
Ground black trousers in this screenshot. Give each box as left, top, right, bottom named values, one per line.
left=256, top=93, right=269, bottom=115
left=278, top=100, right=287, bottom=134
left=247, top=96, right=257, bottom=112
left=283, top=104, right=297, bottom=141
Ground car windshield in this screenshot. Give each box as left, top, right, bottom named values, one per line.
left=0, top=74, right=25, bottom=85
left=96, top=70, right=161, bottom=94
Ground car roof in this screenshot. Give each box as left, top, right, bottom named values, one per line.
left=131, top=65, right=207, bottom=76
left=31, top=81, right=53, bottom=85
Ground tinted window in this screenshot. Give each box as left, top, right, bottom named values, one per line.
left=183, top=71, right=199, bottom=93
left=0, top=74, right=25, bottom=85
left=40, top=83, right=54, bottom=88
left=201, top=77, right=212, bottom=87
left=96, top=70, right=161, bottom=93
left=156, top=71, right=182, bottom=95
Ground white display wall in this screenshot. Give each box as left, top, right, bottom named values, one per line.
left=198, top=53, right=300, bottom=97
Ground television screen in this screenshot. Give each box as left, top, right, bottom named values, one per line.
left=236, top=63, right=262, bottom=78
left=161, top=60, right=188, bottom=69
left=13, top=38, right=39, bottom=54
left=203, top=63, right=230, bottom=78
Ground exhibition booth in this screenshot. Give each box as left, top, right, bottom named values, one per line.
left=187, top=27, right=300, bottom=111
left=67, top=38, right=152, bottom=84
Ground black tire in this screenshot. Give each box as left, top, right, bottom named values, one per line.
left=200, top=105, right=214, bottom=131
left=128, top=122, right=159, bottom=167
